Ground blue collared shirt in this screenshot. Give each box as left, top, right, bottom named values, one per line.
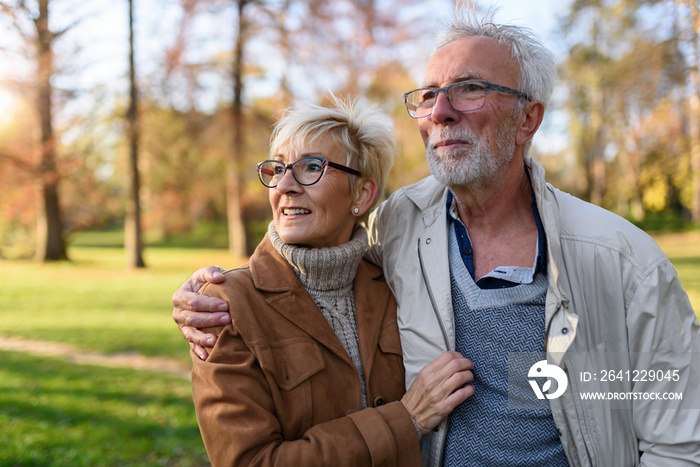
left=446, top=186, right=547, bottom=290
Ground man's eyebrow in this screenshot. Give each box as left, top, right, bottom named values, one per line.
left=421, top=74, right=484, bottom=87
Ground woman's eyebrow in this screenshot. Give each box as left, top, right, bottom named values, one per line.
left=299, top=152, right=324, bottom=158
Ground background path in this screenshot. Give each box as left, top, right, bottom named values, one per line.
left=0, top=335, right=191, bottom=379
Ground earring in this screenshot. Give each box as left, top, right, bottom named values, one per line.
left=353, top=208, right=359, bottom=215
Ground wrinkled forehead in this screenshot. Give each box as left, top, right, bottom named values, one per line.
left=423, top=36, right=519, bottom=88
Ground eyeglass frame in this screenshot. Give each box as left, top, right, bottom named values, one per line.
left=256, top=155, right=362, bottom=188
left=403, top=79, right=532, bottom=119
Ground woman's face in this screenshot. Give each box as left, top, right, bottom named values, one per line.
left=270, top=136, right=360, bottom=249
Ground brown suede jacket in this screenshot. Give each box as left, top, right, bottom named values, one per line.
left=191, top=235, right=422, bottom=467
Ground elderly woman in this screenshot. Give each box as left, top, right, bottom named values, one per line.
left=190, top=97, right=473, bottom=466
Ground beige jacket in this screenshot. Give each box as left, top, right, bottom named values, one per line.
left=367, top=158, right=700, bottom=466
left=192, top=236, right=422, bottom=466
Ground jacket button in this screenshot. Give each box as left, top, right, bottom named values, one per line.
left=372, top=395, right=386, bottom=407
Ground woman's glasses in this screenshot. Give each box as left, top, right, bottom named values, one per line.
left=256, top=156, right=361, bottom=188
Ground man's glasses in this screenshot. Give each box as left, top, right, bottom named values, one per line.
left=403, top=79, right=531, bottom=119
left=256, top=156, right=361, bottom=188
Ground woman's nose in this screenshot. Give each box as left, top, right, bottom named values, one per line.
left=275, top=166, right=301, bottom=193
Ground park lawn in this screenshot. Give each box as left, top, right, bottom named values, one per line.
left=0, top=246, right=240, bottom=466
left=0, top=351, right=208, bottom=466
left=0, top=244, right=241, bottom=466
left=0, top=246, right=243, bottom=365
left=651, top=231, right=700, bottom=317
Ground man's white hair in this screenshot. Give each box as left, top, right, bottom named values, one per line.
left=434, top=5, right=558, bottom=110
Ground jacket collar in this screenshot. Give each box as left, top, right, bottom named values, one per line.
left=525, top=158, right=577, bottom=362
left=525, top=157, right=565, bottom=294
left=403, top=175, right=450, bottom=228
left=248, top=235, right=299, bottom=292
left=353, top=260, right=393, bottom=377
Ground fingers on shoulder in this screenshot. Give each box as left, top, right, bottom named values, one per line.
left=194, top=265, right=225, bottom=282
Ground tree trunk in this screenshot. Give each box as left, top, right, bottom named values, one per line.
left=35, top=0, right=67, bottom=261
left=125, top=0, right=145, bottom=268
left=690, top=1, right=700, bottom=222
left=227, top=0, right=248, bottom=257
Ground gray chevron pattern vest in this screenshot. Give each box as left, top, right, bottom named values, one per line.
left=442, top=224, right=569, bottom=466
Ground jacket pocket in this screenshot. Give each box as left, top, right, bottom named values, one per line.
left=378, top=323, right=403, bottom=357
left=255, top=338, right=326, bottom=391
left=373, top=322, right=406, bottom=401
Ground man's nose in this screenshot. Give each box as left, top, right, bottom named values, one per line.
left=430, top=90, right=461, bottom=125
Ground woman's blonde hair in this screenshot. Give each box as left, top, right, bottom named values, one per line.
left=269, top=95, right=396, bottom=226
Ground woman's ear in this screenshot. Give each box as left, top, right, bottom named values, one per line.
left=352, top=177, right=378, bottom=217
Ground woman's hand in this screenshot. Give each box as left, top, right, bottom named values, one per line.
left=172, top=266, right=231, bottom=360
left=401, top=351, right=475, bottom=435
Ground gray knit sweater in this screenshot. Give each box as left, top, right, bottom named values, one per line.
left=268, top=222, right=369, bottom=408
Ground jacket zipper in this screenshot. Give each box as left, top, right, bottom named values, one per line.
left=417, top=237, right=451, bottom=351
left=552, top=297, right=598, bottom=466
left=417, top=237, right=451, bottom=467
left=565, top=358, right=600, bottom=466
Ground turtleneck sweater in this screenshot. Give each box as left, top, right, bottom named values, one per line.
left=267, top=221, right=369, bottom=408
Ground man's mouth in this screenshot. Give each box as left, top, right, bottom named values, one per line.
left=434, top=139, right=470, bottom=149
left=283, top=208, right=311, bottom=215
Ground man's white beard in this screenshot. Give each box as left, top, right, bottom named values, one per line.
left=426, top=123, right=516, bottom=189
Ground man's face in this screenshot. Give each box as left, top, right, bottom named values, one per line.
left=418, top=36, right=523, bottom=188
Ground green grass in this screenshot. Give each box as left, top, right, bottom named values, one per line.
left=652, top=231, right=700, bottom=317
left=0, top=246, right=242, bottom=364
left=0, top=245, right=244, bottom=466
left=68, top=222, right=234, bottom=250
left=0, top=351, right=208, bottom=466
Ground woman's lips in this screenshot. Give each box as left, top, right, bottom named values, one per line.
left=283, top=208, right=311, bottom=215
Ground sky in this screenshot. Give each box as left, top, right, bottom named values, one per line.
left=431, top=0, right=573, bottom=58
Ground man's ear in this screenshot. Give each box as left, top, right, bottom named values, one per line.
left=516, top=100, right=545, bottom=146
left=352, top=177, right=378, bottom=217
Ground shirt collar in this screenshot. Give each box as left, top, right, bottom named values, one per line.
left=445, top=175, right=547, bottom=288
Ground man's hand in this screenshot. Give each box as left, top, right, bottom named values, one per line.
left=172, top=266, right=231, bottom=360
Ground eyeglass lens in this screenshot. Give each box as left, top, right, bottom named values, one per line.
left=407, top=82, right=487, bottom=117
left=258, top=157, right=327, bottom=187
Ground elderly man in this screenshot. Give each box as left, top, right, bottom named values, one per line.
left=173, top=10, right=700, bottom=466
